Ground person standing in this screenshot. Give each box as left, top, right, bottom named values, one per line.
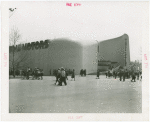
left=80, top=69, right=82, bottom=76
left=125, top=69, right=128, bottom=79
left=71, top=69, right=75, bottom=81
left=41, top=69, right=44, bottom=80
left=96, top=69, right=100, bottom=79
left=66, top=69, right=68, bottom=80
left=81, top=69, right=83, bottom=76
left=123, top=70, right=126, bottom=81
left=22, top=69, right=26, bottom=79
left=32, top=67, right=35, bottom=79
left=131, top=72, right=136, bottom=82
left=137, top=71, right=139, bottom=80
left=108, top=71, right=110, bottom=78
left=114, top=71, right=117, bottom=79
left=37, top=68, right=41, bottom=80
left=60, top=67, right=67, bottom=86
left=119, top=70, right=123, bottom=81
left=140, top=72, right=142, bottom=81
left=26, top=67, right=30, bottom=80
left=105, top=71, right=108, bottom=78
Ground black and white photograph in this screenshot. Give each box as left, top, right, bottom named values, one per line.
left=1, top=1, right=149, bottom=121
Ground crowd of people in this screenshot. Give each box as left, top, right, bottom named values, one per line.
left=103, top=69, right=142, bottom=82
left=52, top=69, right=73, bottom=76
left=21, top=67, right=44, bottom=80
left=10, top=66, right=142, bottom=83
left=80, top=69, right=86, bottom=76
left=55, top=68, right=75, bottom=86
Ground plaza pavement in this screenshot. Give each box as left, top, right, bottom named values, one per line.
left=9, top=75, right=142, bottom=113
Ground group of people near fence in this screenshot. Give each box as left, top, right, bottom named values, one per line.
left=55, top=67, right=75, bottom=86
left=104, top=69, right=142, bottom=82
left=22, top=67, right=44, bottom=80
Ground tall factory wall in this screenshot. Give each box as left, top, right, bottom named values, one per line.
left=10, top=39, right=83, bottom=75
left=99, top=34, right=130, bottom=67
left=45, top=39, right=83, bottom=75
left=9, top=34, right=130, bottom=76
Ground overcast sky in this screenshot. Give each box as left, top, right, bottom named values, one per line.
left=9, top=1, right=147, bottom=61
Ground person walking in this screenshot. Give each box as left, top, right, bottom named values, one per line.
left=55, top=68, right=61, bottom=85
left=60, top=67, right=67, bottom=86
left=71, top=69, right=75, bottom=81
left=105, top=71, right=108, bottom=78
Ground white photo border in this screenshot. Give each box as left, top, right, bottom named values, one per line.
left=1, top=1, right=149, bottom=121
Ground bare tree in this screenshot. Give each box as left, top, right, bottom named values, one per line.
left=9, top=26, right=29, bottom=77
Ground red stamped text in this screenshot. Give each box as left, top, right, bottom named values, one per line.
left=144, top=54, right=147, bottom=60
left=66, top=3, right=81, bottom=7
left=68, top=116, right=83, bottom=119
left=144, top=54, right=148, bottom=68
left=4, top=53, right=7, bottom=67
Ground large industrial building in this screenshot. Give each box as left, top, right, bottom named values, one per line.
left=98, top=33, right=130, bottom=72
left=9, top=34, right=130, bottom=75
